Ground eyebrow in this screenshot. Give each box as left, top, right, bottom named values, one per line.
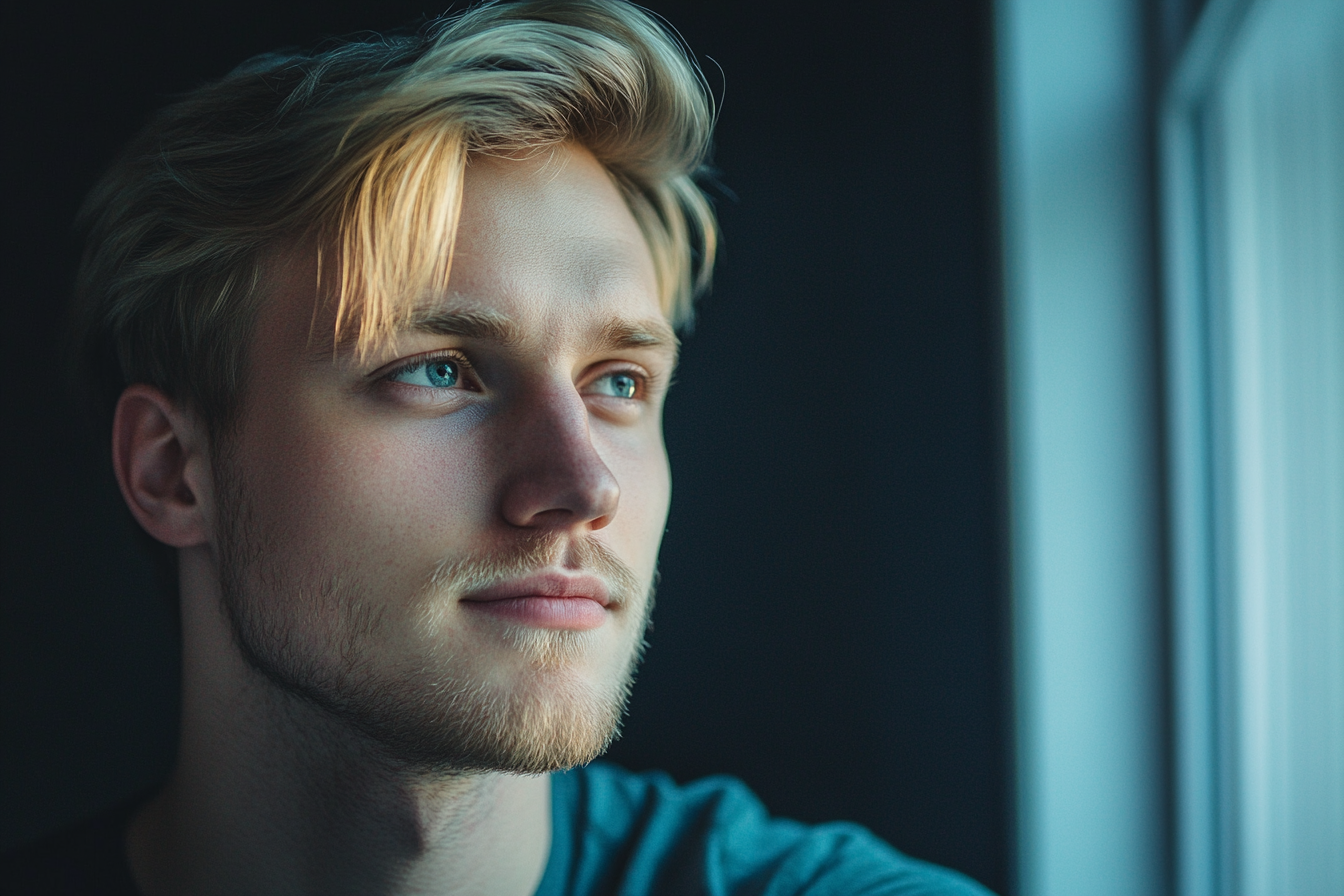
left=592, top=316, right=680, bottom=357
left=394, top=307, right=679, bottom=359
left=408, top=308, right=524, bottom=345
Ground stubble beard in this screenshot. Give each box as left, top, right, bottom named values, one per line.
left=212, top=456, right=654, bottom=775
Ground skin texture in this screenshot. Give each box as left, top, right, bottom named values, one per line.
left=112, top=144, right=675, bottom=895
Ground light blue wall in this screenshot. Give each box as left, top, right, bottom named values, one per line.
left=995, top=1, right=1168, bottom=893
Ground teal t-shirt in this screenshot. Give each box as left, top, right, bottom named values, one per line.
left=535, top=763, right=994, bottom=896
left=3, top=763, right=994, bottom=894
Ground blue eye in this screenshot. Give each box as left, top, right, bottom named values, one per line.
left=390, top=357, right=460, bottom=388
left=426, top=360, right=458, bottom=387
left=595, top=372, right=639, bottom=399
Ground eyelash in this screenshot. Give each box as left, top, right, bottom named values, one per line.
left=378, top=351, right=659, bottom=401
left=382, top=349, right=475, bottom=386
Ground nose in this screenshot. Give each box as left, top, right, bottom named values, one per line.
left=497, top=383, right=620, bottom=531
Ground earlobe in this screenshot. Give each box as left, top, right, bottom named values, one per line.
left=111, top=384, right=212, bottom=548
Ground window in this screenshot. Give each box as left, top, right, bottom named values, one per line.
left=1162, top=1, right=1344, bottom=894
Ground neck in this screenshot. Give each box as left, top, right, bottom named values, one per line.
left=128, top=546, right=551, bottom=896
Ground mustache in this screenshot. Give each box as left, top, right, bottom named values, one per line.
left=421, top=533, right=644, bottom=606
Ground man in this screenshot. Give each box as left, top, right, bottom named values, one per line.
left=8, top=1, right=992, bottom=893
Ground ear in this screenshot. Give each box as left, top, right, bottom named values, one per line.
left=111, top=384, right=213, bottom=548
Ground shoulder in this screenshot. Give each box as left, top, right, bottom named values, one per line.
left=1, top=796, right=143, bottom=896
left=542, top=762, right=995, bottom=896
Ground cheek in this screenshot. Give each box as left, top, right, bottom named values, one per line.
left=234, top=407, right=492, bottom=589
left=603, top=425, right=671, bottom=570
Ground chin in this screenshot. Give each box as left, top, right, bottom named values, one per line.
left=334, top=655, right=636, bottom=774
left=229, top=598, right=642, bottom=774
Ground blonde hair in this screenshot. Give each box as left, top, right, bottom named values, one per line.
left=73, top=0, right=717, bottom=434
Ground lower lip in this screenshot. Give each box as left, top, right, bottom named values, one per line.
left=461, top=597, right=608, bottom=631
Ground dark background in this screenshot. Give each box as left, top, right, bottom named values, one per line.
left=1, top=1, right=1011, bottom=892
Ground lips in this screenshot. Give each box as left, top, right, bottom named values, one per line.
left=459, top=572, right=611, bottom=631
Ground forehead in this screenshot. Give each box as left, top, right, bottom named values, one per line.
left=448, top=147, right=660, bottom=328
left=265, top=144, right=664, bottom=356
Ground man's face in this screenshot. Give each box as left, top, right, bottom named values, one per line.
left=212, top=144, right=674, bottom=772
